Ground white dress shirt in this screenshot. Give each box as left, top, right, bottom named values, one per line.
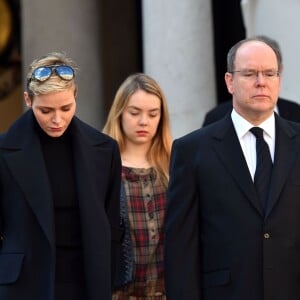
left=231, top=109, right=275, bottom=181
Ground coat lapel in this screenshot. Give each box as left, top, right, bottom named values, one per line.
left=70, top=118, right=113, bottom=298
left=70, top=119, right=103, bottom=226
left=212, top=116, right=264, bottom=216
left=1, top=111, right=55, bottom=248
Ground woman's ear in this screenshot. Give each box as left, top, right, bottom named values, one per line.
left=24, top=92, right=32, bottom=108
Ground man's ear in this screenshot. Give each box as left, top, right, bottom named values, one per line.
left=24, top=91, right=32, bottom=108
left=224, top=72, right=234, bottom=95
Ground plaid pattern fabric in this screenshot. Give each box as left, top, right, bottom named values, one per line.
left=113, top=166, right=167, bottom=299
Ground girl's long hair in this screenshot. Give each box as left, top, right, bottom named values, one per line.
left=103, top=73, right=172, bottom=187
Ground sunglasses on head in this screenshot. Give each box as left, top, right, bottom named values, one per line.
left=28, top=65, right=75, bottom=84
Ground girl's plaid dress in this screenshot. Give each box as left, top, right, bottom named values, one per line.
left=113, top=166, right=167, bottom=300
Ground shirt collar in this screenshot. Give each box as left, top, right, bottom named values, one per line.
left=231, top=109, right=275, bottom=140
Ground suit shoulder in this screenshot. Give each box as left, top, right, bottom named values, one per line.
left=278, top=98, right=300, bottom=109
left=276, top=116, right=300, bottom=141
left=202, top=101, right=232, bottom=126
left=174, top=125, right=214, bottom=147
left=177, top=115, right=231, bottom=145
left=285, top=119, right=300, bottom=131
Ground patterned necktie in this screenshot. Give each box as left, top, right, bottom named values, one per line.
left=250, top=127, right=273, bottom=212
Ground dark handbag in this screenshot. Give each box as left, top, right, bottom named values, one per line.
left=114, top=182, right=133, bottom=288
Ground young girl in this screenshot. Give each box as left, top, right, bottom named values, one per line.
left=103, top=73, right=172, bottom=299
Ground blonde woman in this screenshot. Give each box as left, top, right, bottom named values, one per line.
left=0, top=52, right=122, bottom=300
left=103, top=73, right=172, bottom=299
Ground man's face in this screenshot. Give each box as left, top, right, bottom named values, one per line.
left=225, top=41, right=281, bottom=124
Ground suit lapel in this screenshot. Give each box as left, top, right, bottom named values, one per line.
left=212, top=116, right=264, bottom=216
left=265, top=116, right=300, bottom=217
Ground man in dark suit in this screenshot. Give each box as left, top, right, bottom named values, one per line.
left=202, top=97, right=300, bottom=126
left=165, top=36, right=300, bottom=300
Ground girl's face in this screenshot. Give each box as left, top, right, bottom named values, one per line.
left=121, top=89, right=161, bottom=148
left=24, top=88, right=76, bottom=137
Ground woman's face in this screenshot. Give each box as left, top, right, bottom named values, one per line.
left=121, top=89, right=161, bottom=148
left=24, top=88, right=76, bottom=137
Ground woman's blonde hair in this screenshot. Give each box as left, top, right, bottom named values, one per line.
left=26, top=51, right=78, bottom=98
left=103, top=73, right=172, bottom=187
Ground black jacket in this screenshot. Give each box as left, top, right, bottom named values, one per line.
left=0, top=110, right=122, bottom=300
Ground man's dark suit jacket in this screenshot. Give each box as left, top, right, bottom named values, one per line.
left=0, top=110, right=122, bottom=300
left=202, top=97, right=300, bottom=126
left=165, top=113, right=300, bottom=300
